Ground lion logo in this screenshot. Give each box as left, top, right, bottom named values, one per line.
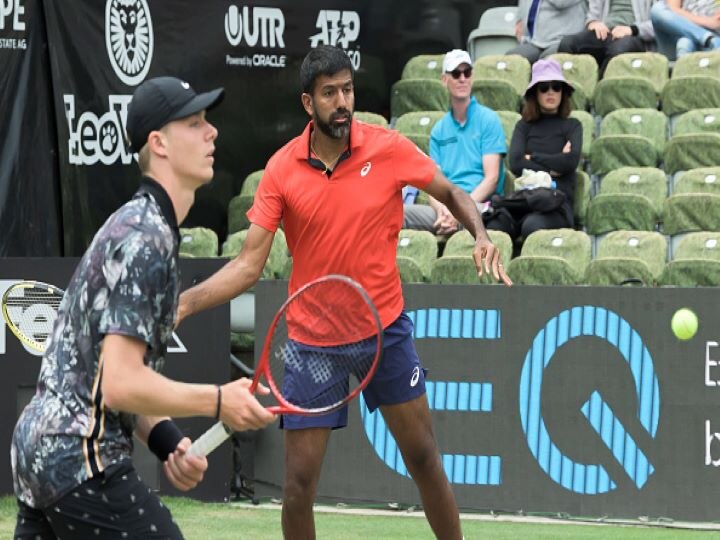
left=105, top=0, right=154, bottom=86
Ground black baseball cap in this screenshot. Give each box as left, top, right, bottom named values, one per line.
left=126, top=76, right=224, bottom=152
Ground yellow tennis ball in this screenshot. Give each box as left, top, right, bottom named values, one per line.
left=671, top=308, right=698, bottom=341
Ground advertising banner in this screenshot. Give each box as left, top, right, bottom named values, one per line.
left=0, top=0, right=62, bottom=256
left=254, top=281, right=720, bottom=522
left=0, top=258, right=231, bottom=501
left=43, top=0, right=436, bottom=255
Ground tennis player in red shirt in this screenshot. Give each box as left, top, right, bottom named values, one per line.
left=179, top=45, right=512, bottom=540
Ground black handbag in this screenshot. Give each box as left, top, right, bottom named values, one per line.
left=490, top=187, right=566, bottom=217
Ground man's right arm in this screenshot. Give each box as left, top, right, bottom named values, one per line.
left=177, top=223, right=275, bottom=324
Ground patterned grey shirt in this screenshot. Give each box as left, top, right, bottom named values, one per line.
left=11, top=177, right=180, bottom=509
left=682, top=0, right=718, bottom=16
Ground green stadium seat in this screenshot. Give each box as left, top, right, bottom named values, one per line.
left=394, top=111, right=445, bottom=136
left=404, top=133, right=430, bottom=154
left=401, top=54, right=445, bottom=80
left=474, top=6, right=519, bottom=37
left=467, top=7, right=519, bottom=59
left=585, top=230, right=667, bottom=286
left=471, top=54, right=531, bottom=112
left=663, top=168, right=720, bottom=235
left=662, top=76, right=720, bottom=117
left=589, top=108, right=666, bottom=175
left=570, top=110, right=595, bottom=160
left=586, top=167, right=667, bottom=235
left=178, top=227, right=218, bottom=258
left=430, top=229, right=513, bottom=285
left=396, top=229, right=438, bottom=282
left=574, top=170, right=591, bottom=227
left=228, top=169, right=264, bottom=234
left=672, top=50, right=720, bottom=78
left=221, top=228, right=289, bottom=279
left=496, top=110, right=521, bottom=146
left=660, top=231, right=720, bottom=286
left=663, top=133, right=720, bottom=175
left=471, top=79, right=521, bottom=111
left=671, top=108, right=720, bottom=136
left=355, top=111, right=389, bottom=128
left=390, top=79, right=449, bottom=119
left=661, top=51, right=720, bottom=116
left=592, top=52, right=668, bottom=116
left=549, top=53, right=599, bottom=111
left=506, top=228, right=591, bottom=285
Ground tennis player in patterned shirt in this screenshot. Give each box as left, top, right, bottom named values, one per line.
left=11, top=77, right=275, bottom=540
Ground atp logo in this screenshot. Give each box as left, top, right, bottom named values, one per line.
left=309, top=10, right=361, bottom=69
left=105, top=0, right=154, bottom=86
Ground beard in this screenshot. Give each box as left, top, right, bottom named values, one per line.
left=314, top=108, right=353, bottom=139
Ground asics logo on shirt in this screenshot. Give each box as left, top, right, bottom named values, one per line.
left=360, top=162, right=372, bottom=177
left=410, top=366, right=420, bottom=387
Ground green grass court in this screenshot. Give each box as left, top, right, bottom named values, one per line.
left=2, top=496, right=718, bottom=539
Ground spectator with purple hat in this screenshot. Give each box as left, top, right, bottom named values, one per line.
left=485, top=58, right=582, bottom=241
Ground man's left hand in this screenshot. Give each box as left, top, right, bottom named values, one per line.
left=611, top=25, right=633, bottom=39
left=473, top=238, right=513, bottom=286
left=163, top=437, right=208, bottom=491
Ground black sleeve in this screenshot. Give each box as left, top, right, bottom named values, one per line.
left=531, top=119, right=582, bottom=174
left=508, top=121, right=542, bottom=175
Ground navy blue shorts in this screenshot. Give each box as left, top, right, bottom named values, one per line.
left=281, top=311, right=427, bottom=430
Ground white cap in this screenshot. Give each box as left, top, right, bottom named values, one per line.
left=442, top=49, right=472, bottom=73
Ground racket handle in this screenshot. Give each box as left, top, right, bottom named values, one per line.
left=187, top=422, right=232, bottom=457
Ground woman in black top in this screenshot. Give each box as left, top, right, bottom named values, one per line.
left=494, top=58, right=582, bottom=242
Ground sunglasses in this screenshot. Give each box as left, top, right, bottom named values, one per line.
left=537, top=81, right=564, bottom=93
left=449, top=67, right=473, bottom=79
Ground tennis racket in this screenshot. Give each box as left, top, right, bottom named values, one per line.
left=1, top=280, right=65, bottom=353
left=188, top=274, right=383, bottom=457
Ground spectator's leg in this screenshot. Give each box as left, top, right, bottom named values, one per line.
left=708, top=34, right=720, bottom=51
left=403, top=204, right=437, bottom=232
left=650, top=1, right=716, bottom=60
left=676, top=37, right=697, bottom=58
left=506, top=42, right=543, bottom=64
left=558, top=30, right=608, bottom=75
left=519, top=210, right=570, bottom=240
left=485, top=210, right=518, bottom=241
left=537, top=42, right=560, bottom=59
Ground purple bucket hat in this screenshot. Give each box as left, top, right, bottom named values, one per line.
left=525, top=58, right=574, bottom=97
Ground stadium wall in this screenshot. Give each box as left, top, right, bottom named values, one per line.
left=254, top=280, right=720, bottom=522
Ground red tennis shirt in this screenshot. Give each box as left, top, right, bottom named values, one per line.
left=248, top=118, right=436, bottom=330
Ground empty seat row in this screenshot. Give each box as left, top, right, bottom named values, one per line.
left=397, top=228, right=720, bottom=287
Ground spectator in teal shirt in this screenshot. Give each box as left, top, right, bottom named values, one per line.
left=403, top=49, right=508, bottom=235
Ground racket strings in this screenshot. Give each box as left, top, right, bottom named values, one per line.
left=3, top=286, right=63, bottom=347
left=266, top=280, right=381, bottom=413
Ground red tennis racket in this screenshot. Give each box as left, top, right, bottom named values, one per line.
left=189, top=274, right=383, bottom=456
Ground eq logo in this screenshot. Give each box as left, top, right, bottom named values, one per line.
left=520, top=306, right=659, bottom=494
left=361, top=308, right=503, bottom=485
left=309, top=10, right=361, bottom=69
left=359, top=305, right=661, bottom=493
left=64, top=94, right=134, bottom=166
left=224, top=5, right=285, bottom=48
left=105, top=0, right=154, bottom=86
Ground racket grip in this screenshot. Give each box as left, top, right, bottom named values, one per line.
left=187, top=422, right=232, bottom=457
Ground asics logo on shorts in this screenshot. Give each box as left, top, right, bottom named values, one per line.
left=360, top=162, right=372, bottom=177
left=410, top=366, right=420, bottom=387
